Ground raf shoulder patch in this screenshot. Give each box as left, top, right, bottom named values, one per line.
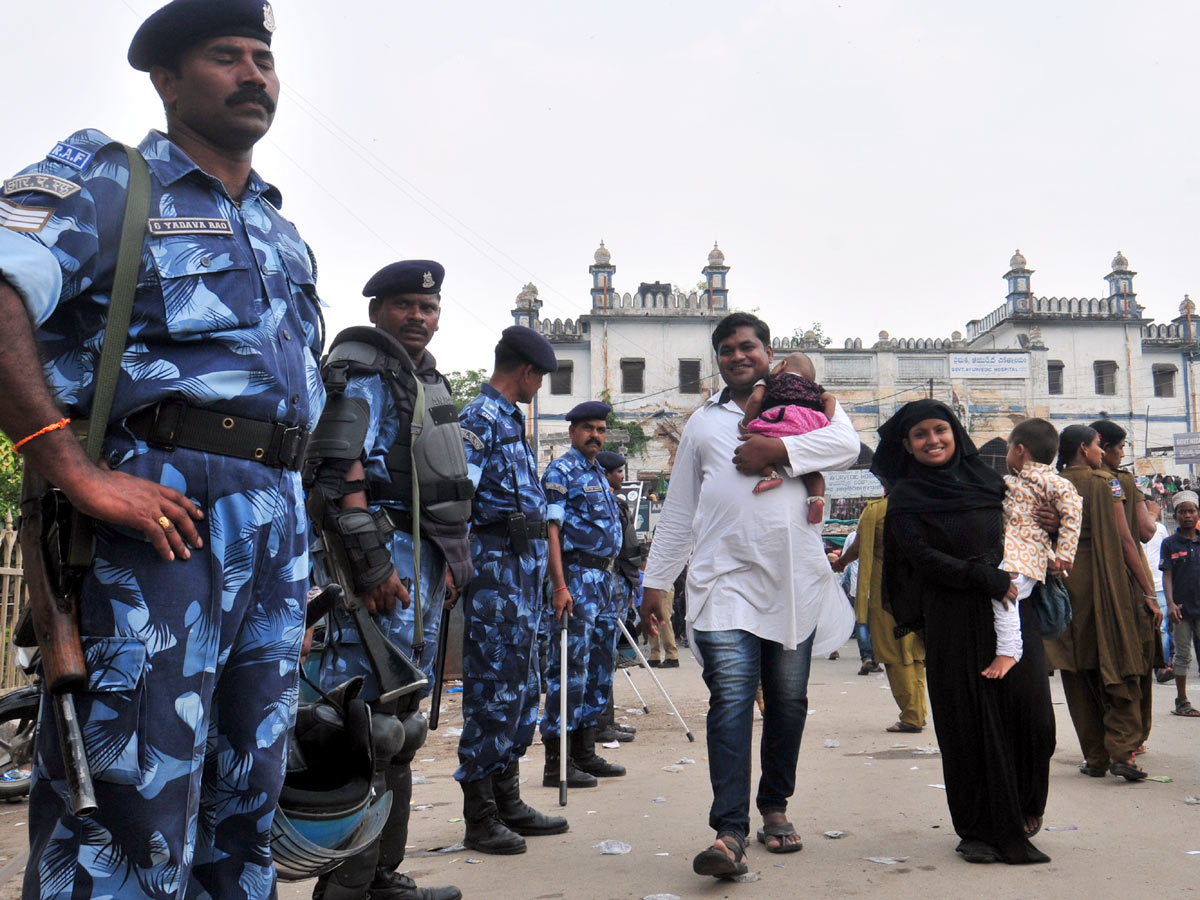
left=461, top=428, right=484, bottom=451
left=147, top=218, right=233, bottom=236
left=0, top=198, right=52, bottom=233
left=4, top=174, right=81, bottom=200
left=46, top=142, right=94, bottom=172
left=544, top=481, right=567, bottom=496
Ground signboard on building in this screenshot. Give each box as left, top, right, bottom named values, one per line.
left=825, top=469, right=884, bottom=521
left=949, top=353, right=1030, bottom=379
left=1174, top=432, right=1200, bottom=464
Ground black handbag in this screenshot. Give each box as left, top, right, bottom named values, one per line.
left=1033, top=573, right=1072, bottom=639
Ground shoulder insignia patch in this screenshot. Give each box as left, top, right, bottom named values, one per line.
left=1109, top=477, right=1123, bottom=498
left=461, top=428, right=484, bottom=450
left=545, top=481, right=567, bottom=495
left=47, top=142, right=94, bottom=171
left=4, top=174, right=81, bottom=200
left=147, top=218, right=234, bottom=236
left=0, top=199, right=52, bottom=233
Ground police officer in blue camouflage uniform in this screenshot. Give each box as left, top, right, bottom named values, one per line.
left=0, top=2, right=322, bottom=897
left=456, top=326, right=569, bottom=855
left=594, top=450, right=642, bottom=744
left=540, top=402, right=625, bottom=787
left=308, top=260, right=466, bottom=900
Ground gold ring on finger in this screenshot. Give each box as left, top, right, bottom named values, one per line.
left=158, top=516, right=172, bottom=530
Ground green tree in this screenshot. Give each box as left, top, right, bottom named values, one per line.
left=792, top=321, right=833, bottom=347
left=445, top=369, right=489, bottom=411
left=0, top=436, right=21, bottom=519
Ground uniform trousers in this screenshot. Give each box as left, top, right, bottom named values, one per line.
left=25, top=445, right=307, bottom=900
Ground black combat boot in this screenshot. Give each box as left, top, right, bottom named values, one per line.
left=542, top=735, right=597, bottom=788
left=461, top=776, right=526, bottom=855
left=570, top=726, right=626, bottom=778
left=595, top=698, right=634, bottom=743
left=369, top=867, right=462, bottom=900
left=493, top=761, right=569, bottom=836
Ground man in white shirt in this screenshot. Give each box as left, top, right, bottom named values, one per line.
left=641, top=313, right=858, bottom=878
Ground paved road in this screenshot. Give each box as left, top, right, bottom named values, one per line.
left=2, top=643, right=1198, bottom=899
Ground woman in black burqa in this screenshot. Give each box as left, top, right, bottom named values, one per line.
left=871, top=400, right=1054, bottom=865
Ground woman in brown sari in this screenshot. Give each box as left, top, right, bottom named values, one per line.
left=1047, top=425, right=1163, bottom=781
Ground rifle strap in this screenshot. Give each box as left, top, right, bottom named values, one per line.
left=409, top=378, right=424, bottom=651
left=67, top=145, right=150, bottom=569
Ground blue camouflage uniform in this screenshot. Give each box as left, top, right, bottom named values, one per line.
left=539, top=449, right=622, bottom=738
left=455, top=385, right=547, bottom=783
left=0, top=130, right=324, bottom=900
left=317, top=364, right=448, bottom=698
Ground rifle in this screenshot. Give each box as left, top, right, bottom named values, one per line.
left=428, top=605, right=451, bottom=730
left=19, top=471, right=98, bottom=817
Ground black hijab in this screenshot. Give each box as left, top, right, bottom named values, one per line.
left=870, top=399, right=1006, bottom=515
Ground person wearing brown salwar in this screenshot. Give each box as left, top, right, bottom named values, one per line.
left=833, top=496, right=928, bottom=733
left=1047, top=424, right=1163, bottom=782
left=1089, top=419, right=1163, bottom=751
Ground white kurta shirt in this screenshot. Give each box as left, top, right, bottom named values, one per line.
left=644, top=391, right=860, bottom=654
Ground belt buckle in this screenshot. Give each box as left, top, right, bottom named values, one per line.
left=278, top=426, right=309, bottom=470
left=147, top=401, right=186, bottom=450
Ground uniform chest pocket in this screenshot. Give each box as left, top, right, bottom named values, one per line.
left=148, top=237, right=259, bottom=338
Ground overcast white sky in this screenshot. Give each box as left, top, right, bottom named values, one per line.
left=4, top=0, right=1198, bottom=374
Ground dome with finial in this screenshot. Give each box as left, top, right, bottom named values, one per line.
left=1181, top=294, right=1196, bottom=317
left=594, top=241, right=611, bottom=266
left=1112, top=250, right=1129, bottom=271
left=515, top=282, right=539, bottom=309
left=1009, top=249, right=1027, bottom=270
left=708, top=241, right=725, bottom=266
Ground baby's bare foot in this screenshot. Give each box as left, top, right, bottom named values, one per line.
left=981, top=655, right=1017, bottom=679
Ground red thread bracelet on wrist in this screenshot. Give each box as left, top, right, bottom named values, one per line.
left=13, top=417, right=71, bottom=453
left=553, top=585, right=569, bottom=594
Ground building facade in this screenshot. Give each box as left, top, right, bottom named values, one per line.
left=519, top=246, right=1200, bottom=479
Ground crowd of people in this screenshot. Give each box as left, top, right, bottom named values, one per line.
left=1, top=2, right=1197, bottom=898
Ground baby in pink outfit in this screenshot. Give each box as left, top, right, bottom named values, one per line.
left=739, top=352, right=837, bottom=523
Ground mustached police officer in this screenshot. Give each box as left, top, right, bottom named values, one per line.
left=0, top=1, right=324, bottom=896
left=306, top=260, right=469, bottom=899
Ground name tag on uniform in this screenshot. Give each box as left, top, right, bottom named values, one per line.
left=582, top=485, right=603, bottom=493
left=0, top=198, right=53, bottom=233
left=47, top=142, right=93, bottom=171
left=147, top=217, right=234, bottom=236
left=4, top=174, right=81, bottom=199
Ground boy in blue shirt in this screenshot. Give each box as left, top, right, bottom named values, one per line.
left=1161, top=491, right=1200, bottom=717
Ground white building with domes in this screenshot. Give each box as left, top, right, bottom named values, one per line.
left=513, top=245, right=1200, bottom=480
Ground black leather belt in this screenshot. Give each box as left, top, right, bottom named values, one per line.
left=563, top=550, right=616, bottom=572
left=125, top=401, right=310, bottom=471
left=474, top=519, right=549, bottom=540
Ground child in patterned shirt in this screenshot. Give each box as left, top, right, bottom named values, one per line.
left=983, top=418, right=1083, bottom=679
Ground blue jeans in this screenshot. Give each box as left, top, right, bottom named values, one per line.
left=691, top=627, right=815, bottom=844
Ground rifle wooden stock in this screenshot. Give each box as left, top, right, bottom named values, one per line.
left=19, top=471, right=98, bottom=816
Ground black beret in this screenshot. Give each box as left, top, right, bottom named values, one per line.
left=565, top=401, right=611, bottom=423
left=596, top=450, right=626, bottom=471
left=363, top=260, right=444, bottom=298
left=497, top=326, right=558, bottom=374
left=129, top=0, right=277, bottom=71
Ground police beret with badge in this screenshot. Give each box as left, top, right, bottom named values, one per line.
left=565, top=400, right=611, bottom=423
left=496, top=325, right=558, bottom=374
left=595, top=450, right=626, bottom=471
left=362, top=260, right=444, bottom=298
left=129, top=0, right=277, bottom=71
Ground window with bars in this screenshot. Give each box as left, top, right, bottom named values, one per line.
left=621, top=358, right=645, bottom=394
left=1047, top=360, right=1064, bottom=395
left=1093, top=360, right=1117, bottom=395
left=1153, top=364, right=1177, bottom=398
left=679, top=359, right=701, bottom=393
left=550, top=360, right=573, bottom=395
